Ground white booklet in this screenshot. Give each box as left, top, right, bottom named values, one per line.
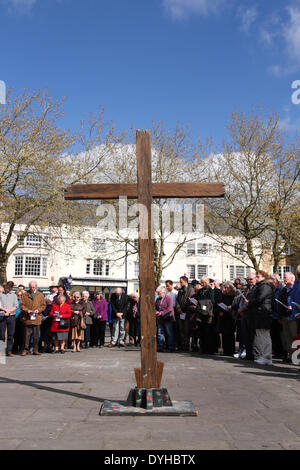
left=275, top=299, right=289, bottom=309
left=218, top=303, right=229, bottom=311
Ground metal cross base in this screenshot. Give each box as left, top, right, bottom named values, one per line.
left=99, top=388, right=198, bottom=416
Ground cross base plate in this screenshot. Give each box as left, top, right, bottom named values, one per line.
left=99, top=400, right=198, bottom=416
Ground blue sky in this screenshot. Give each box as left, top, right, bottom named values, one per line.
left=1, top=0, right=300, bottom=145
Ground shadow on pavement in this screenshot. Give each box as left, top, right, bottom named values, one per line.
left=184, top=353, right=300, bottom=381
left=0, top=376, right=115, bottom=403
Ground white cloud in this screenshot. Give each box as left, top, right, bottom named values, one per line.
left=259, top=5, right=300, bottom=75
left=1, top=0, right=37, bottom=13
left=279, top=106, right=300, bottom=132
left=162, top=0, right=225, bottom=21
left=237, top=5, right=258, bottom=33
left=284, top=7, right=300, bottom=63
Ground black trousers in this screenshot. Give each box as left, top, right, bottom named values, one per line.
left=221, top=332, right=235, bottom=356
left=13, top=316, right=24, bottom=352
left=84, top=324, right=91, bottom=345
left=94, top=321, right=106, bottom=346
left=270, top=319, right=285, bottom=357
left=241, top=315, right=255, bottom=359
left=173, top=312, right=181, bottom=348
left=0, top=316, right=16, bottom=354
left=179, top=316, right=190, bottom=350
left=200, top=323, right=218, bottom=354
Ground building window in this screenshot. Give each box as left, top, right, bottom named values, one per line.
left=92, top=238, right=106, bottom=251
left=17, top=233, right=46, bottom=248
left=187, top=265, right=196, bottom=279
left=236, top=266, right=246, bottom=279
left=86, top=260, right=91, bottom=275
left=229, top=265, right=250, bottom=281
left=276, top=265, right=293, bottom=279
left=93, top=259, right=103, bottom=276
left=134, top=239, right=139, bottom=251
left=187, top=243, right=196, bottom=255
left=14, top=255, right=47, bottom=277
left=93, top=259, right=110, bottom=277
left=15, top=256, right=23, bottom=276
left=105, top=261, right=110, bottom=276
left=197, top=243, right=212, bottom=255
left=197, top=265, right=208, bottom=278
left=235, top=244, right=244, bottom=255
left=134, top=262, right=139, bottom=278
left=246, top=267, right=251, bottom=277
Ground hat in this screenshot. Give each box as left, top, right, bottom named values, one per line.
left=191, top=279, right=200, bottom=286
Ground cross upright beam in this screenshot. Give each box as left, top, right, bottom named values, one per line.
left=136, top=130, right=158, bottom=389
left=65, top=130, right=225, bottom=394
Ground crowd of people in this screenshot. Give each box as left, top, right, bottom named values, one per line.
left=0, top=265, right=300, bottom=367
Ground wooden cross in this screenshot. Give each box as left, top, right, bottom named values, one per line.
left=65, top=130, right=225, bottom=390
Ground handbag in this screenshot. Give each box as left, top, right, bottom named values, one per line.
left=161, top=312, right=173, bottom=321
left=70, top=315, right=79, bottom=328
left=80, top=316, right=87, bottom=330
left=59, top=318, right=69, bottom=329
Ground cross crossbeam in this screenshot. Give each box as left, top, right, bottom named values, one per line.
left=65, top=182, right=225, bottom=200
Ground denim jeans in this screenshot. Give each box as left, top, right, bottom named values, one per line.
left=0, top=316, right=16, bottom=354
left=157, top=320, right=175, bottom=351
left=112, top=318, right=126, bottom=345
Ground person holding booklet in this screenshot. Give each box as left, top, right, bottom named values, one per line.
left=244, top=271, right=275, bottom=366
left=155, top=286, right=175, bottom=353
left=0, top=281, right=18, bottom=357
left=49, top=295, right=71, bottom=353
left=291, top=265, right=300, bottom=336
left=278, top=272, right=295, bottom=363
left=217, top=282, right=237, bottom=356
left=20, top=281, right=46, bottom=356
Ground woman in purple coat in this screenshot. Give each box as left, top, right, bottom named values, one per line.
left=155, top=286, right=175, bottom=353
left=92, top=291, right=108, bottom=348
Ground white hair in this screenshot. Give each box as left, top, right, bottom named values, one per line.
left=156, top=286, right=166, bottom=294
left=130, top=291, right=140, bottom=299
left=82, top=291, right=90, bottom=298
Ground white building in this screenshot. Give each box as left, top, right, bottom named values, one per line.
left=2, top=222, right=258, bottom=295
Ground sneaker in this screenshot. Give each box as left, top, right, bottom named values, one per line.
left=234, top=352, right=241, bottom=359
left=254, top=357, right=272, bottom=366
left=240, top=350, right=247, bottom=359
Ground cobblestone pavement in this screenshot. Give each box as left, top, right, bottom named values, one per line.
left=0, top=347, right=299, bottom=450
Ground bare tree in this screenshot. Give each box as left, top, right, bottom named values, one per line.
left=203, top=108, right=300, bottom=273
left=0, top=89, right=125, bottom=284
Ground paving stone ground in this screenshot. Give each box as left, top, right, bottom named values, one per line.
left=0, top=346, right=299, bottom=450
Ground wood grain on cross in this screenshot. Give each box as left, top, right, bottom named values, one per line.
left=65, top=130, right=225, bottom=389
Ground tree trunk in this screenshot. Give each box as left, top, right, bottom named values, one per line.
left=0, top=254, right=8, bottom=286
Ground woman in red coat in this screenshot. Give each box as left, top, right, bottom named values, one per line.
left=49, top=295, right=71, bottom=354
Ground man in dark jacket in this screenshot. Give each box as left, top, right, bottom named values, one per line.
left=238, top=273, right=257, bottom=360
left=176, top=276, right=195, bottom=351
left=108, top=288, right=129, bottom=348
left=245, top=271, right=275, bottom=366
